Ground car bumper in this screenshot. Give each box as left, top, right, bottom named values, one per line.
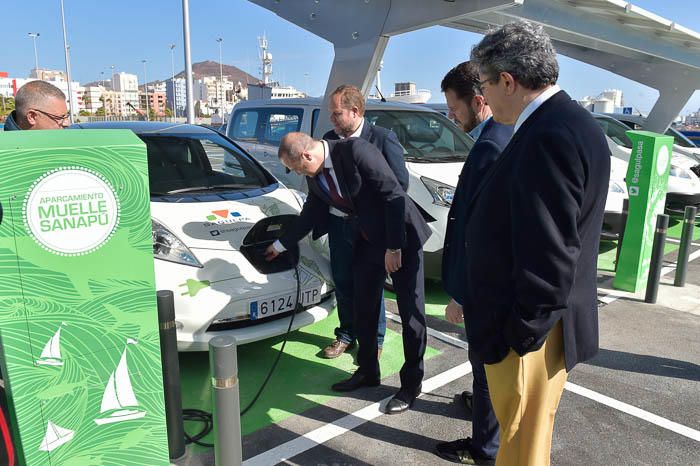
left=666, top=192, right=700, bottom=214
left=424, top=248, right=443, bottom=281
left=176, top=293, right=336, bottom=351
left=601, top=211, right=625, bottom=239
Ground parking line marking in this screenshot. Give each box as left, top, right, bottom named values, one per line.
left=386, top=312, right=469, bottom=350
left=565, top=382, right=700, bottom=442
left=243, top=362, right=473, bottom=466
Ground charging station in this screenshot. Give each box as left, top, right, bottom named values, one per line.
left=0, top=130, right=169, bottom=465
left=613, top=130, right=674, bottom=292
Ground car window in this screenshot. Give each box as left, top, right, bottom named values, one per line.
left=230, top=110, right=259, bottom=141
left=594, top=117, right=633, bottom=149
left=263, top=110, right=303, bottom=145
left=365, top=109, right=473, bottom=162
left=311, top=108, right=320, bottom=136
left=141, top=134, right=270, bottom=195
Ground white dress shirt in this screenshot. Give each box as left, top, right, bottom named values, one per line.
left=513, top=85, right=561, bottom=136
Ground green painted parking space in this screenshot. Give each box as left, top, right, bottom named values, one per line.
left=178, top=314, right=441, bottom=450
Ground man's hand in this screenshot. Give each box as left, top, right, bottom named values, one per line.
left=265, top=244, right=280, bottom=262
left=445, top=299, right=464, bottom=324
left=385, top=249, right=402, bottom=274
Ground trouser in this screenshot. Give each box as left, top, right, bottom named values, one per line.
left=327, top=213, right=386, bottom=346
left=484, top=320, right=567, bottom=466
left=353, top=239, right=426, bottom=392
left=468, top=349, right=500, bottom=459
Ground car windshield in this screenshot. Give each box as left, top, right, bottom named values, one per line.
left=594, top=116, right=634, bottom=149
left=141, top=133, right=272, bottom=195
left=365, top=109, right=473, bottom=162
left=667, top=127, right=697, bottom=148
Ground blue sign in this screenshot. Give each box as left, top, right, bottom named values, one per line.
left=623, top=107, right=633, bottom=115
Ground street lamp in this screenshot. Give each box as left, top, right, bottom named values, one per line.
left=142, top=59, right=149, bottom=121
left=110, top=64, right=115, bottom=89
left=216, top=37, right=224, bottom=119
left=169, top=44, right=177, bottom=120
left=28, top=32, right=40, bottom=75
left=59, top=0, right=75, bottom=124
left=304, top=72, right=310, bottom=97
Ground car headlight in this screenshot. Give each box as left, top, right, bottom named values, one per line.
left=669, top=165, right=693, bottom=180
left=289, top=189, right=307, bottom=210
left=609, top=180, right=626, bottom=194
left=152, top=218, right=203, bottom=267
left=421, top=177, right=455, bottom=207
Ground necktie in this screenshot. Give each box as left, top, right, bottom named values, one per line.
left=321, top=167, right=350, bottom=211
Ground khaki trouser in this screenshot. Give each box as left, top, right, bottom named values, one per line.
left=484, top=321, right=568, bottom=466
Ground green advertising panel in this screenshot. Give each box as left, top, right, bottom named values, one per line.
left=613, top=130, right=673, bottom=292
left=0, top=130, right=169, bottom=465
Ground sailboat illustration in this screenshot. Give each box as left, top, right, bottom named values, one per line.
left=39, top=420, right=74, bottom=452
left=94, top=339, right=146, bottom=425
left=36, top=323, right=65, bottom=366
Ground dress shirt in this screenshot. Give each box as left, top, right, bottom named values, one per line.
left=513, top=85, right=561, bottom=136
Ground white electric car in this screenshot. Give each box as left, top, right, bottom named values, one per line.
left=593, top=113, right=700, bottom=214
left=72, top=122, right=335, bottom=351
left=227, top=98, right=475, bottom=280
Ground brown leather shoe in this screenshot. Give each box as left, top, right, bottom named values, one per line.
left=323, top=340, right=354, bottom=359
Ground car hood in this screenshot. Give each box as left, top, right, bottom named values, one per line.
left=151, top=188, right=302, bottom=251
left=406, top=161, right=464, bottom=188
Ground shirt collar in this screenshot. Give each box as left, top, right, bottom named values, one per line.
left=322, top=140, right=333, bottom=169
left=338, top=118, right=364, bottom=139
left=468, top=116, right=491, bottom=140
left=513, top=85, right=560, bottom=135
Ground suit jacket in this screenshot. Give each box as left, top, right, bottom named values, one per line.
left=323, top=119, right=409, bottom=191
left=280, top=138, right=430, bottom=260
left=442, top=118, right=513, bottom=304
left=460, top=90, right=610, bottom=371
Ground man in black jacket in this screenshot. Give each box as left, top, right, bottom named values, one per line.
left=435, top=62, right=512, bottom=466
left=465, top=21, right=610, bottom=465
left=266, top=132, right=430, bottom=414
left=320, top=84, right=408, bottom=359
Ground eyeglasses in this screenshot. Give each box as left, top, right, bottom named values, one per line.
left=31, top=108, right=70, bottom=125
left=477, top=77, right=497, bottom=92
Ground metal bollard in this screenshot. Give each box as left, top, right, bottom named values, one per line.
left=674, top=206, right=697, bottom=287
left=157, top=290, right=186, bottom=460
left=645, top=214, right=669, bottom=303
left=614, top=199, right=629, bottom=271
left=209, top=336, right=242, bottom=466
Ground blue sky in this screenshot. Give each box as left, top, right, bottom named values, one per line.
left=4, top=0, right=699, bottom=115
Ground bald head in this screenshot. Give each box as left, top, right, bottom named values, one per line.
left=278, top=132, right=324, bottom=177
left=15, top=80, right=68, bottom=130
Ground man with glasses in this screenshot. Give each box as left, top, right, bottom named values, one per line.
left=463, top=21, right=610, bottom=465
left=4, top=81, right=69, bottom=131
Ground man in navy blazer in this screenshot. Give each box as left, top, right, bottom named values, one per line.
left=436, top=62, right=512, bottom=466
left=465, top=22, right=610, bottom=465
left=319, top=84, right=409, bottom=360
left=266, top=132, right=430, bottom=414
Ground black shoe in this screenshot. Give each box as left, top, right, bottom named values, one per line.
left=384, top=384, right=422, bottom=414
left=435, top=438, right=495, bottom=465
left=461, top=390, right=473, bottom=413
left=331, top=370, right=380, bottom=392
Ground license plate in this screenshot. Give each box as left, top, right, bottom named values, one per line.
left=250, top=287, right=322, bottom=320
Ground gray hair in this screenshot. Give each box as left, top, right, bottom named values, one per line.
left=470, top=21, right=558, bottom=90
left=278, top=132, right=314, bottom=162
left=15, top=80, right=66, bottom=116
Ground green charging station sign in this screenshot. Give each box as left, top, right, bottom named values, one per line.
left=613, top=130, right=673, bottom=292
left=0, top=130, right=169, bottom=465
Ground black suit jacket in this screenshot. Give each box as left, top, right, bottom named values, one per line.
left=280, top=138, right=430, bottom=260
left=442, top=118, right=513, bottom=304
left=323, top=119, right=409, bottom=191
left=461, top=90, right=610, bottom=371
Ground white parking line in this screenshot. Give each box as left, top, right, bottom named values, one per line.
left=565, top=382, right=700, bottom=442
left=243, top=362, right=473, bottom=466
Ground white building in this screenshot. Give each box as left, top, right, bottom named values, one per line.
left=112, top=72, right=139, bottom=115
left=165, top=77, right=187, bottom=117
left=578, top=89, right=624, bottom=114
left=83, top=86, right=106, bottom=114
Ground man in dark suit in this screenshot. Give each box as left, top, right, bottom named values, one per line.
left=320, top=84, right=409, bottom=359
left=266, top=132, right=430, bottom=413
left=464, top=21, right=610, bottom=465
left=435, top=62, right=512, bottom=466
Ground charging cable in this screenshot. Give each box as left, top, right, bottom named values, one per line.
left=183, top=261, right=303, bottom=447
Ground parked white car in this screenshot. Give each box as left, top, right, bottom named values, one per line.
left=227, top=98, right=476, bottom=280
left=593, top=113, right=700, bottom=214
left=72, top=122, right=335, bottom=351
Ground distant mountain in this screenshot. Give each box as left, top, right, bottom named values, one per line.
left=175, top=61, right=260, bottom=87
